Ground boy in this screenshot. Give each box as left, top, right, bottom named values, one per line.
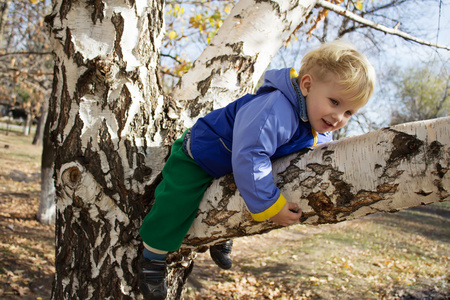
left=138, top=40, right=376, bottom=299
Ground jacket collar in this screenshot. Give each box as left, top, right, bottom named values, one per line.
left=291, top=77, right=308, bottom=122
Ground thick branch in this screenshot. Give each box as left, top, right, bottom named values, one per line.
left=183, top=117, right=450, bottom=247
left=316, top=0, right=450, bottom=51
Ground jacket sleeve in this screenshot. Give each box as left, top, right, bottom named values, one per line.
left=232, top=91, right=298, bottom=221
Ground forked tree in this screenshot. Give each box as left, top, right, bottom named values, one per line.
left=45, top=0, right=449, bottom=298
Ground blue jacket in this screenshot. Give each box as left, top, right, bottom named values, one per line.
left=190, top=68, right=331, bottom=221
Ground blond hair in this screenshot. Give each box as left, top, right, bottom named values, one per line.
left=298, top=40, right=376, bottom=105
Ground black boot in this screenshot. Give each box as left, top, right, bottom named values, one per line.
left=138, top=257, right=167, bottom=300
left=209, top=240, right=233, bottom=270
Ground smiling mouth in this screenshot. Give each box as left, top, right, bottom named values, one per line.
left=323, top=119, right=333, bottom=127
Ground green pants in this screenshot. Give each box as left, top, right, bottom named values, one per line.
left=139, top=132, right=214, bottom=252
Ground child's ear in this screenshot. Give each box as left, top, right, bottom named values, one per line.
left=299, top=74, right=312, bottom=96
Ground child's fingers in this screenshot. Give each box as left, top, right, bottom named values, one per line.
left=270, top=202, right=302, bottom=226
left=288, top=202, right=301, bottom=214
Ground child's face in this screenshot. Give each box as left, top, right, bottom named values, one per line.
left=300, top=73, right=362, bottom=133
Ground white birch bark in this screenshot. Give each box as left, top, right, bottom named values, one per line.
left=37, top=166, right=56, bottom=224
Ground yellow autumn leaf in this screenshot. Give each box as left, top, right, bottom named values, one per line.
left=195, top=14, right=202, bottom=21
left=30, top=0, right=38, bottom=3
left=225, top=5, right=231, bottom=14
left=356, top=0, right=363, bottom=10
left=168, top=30, right=177, bottom=39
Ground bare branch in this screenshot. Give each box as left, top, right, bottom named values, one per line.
left=316, top=0, right=450, bottom=51
left=0, top=51, right=53, bottom=57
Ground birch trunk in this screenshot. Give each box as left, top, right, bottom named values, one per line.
left=46, top=0, right=166, bottom=298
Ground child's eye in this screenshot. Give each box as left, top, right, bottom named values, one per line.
left=330, top=99, right=338, bottom=105
left=345, top=110, right=353, bottom=116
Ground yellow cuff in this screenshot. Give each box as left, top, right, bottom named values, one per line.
left=251, top=194, right=287, bottom=221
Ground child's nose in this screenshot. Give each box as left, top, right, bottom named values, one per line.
left=331, top=111, right=344, bottom=123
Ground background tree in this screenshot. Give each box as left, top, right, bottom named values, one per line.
left=0, top=0, right=52, bottom=139
left=0, top=0, right=59, bottom=224
left=388, top=63, right=449, bottom=125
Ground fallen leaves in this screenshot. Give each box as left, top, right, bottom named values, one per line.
left=186, top=206, right=450, bottom=299
left=0, top=134, right=52, bottom=300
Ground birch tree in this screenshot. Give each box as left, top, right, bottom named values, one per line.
left=45, top=0, right=449, bottom=299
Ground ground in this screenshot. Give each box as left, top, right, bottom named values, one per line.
left=0, top=132, right=449, bottom=300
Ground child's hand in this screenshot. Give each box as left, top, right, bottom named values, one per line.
left=269, top=202, right=302, bottom=226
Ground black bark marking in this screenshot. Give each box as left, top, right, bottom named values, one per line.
left=204, top=209, right=239, bottom=226
left=322, top=149, right=334, bottom=163
left=386, top=129, right=423, bottom=164
left=217, top=174, right=237, bottom=209
left=58, top=115, right=84, bottom=170
left=188, top=97, right=210, bottom=119
left=307, top=163, right=332, bottom=175
left=300, top=176, right=322, bottom=189
left=64, top=28, right=74, bottom=57
left=306, top=192, right=337, bottom=222
left=226, top=41, right=244, bottom=54
left=303, top=183, right=399, bottom=225
left=433, top=163, right=449, bottom=197
left=111, top=12, right=124, bottom=59
left=436, top=163, right=448, bottom=179
left=416, top=190, right=433, bottom=196
left=197, top=73, right=214, bottom=97
left=58, top=0, right=72, bottom=23
left=279, top=165, right=302, bottom=184
left=329, top=169, right=354, bottom=206
left=110, top=84, right=131, bottom=136
left=89, top=0, right=105, bottom=24
left=428, top=141, right=444, bottom=160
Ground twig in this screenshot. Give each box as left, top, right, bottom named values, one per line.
left=316, top=0, right=450, bottom=51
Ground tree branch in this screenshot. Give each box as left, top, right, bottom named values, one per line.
left=184, top=117, right=450, bottom=246
left=316, top=0, right=450, bottom=51
left=0, top=51, right=53, bottom=57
